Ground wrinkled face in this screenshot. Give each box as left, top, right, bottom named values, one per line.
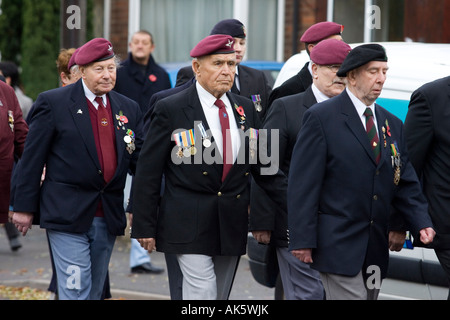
left=233, top=37, right=246, bottom=64
left=193, top=53, right=236, bottom=98
left=80, top=58, right=117, bottom=96
left=130, top=33, right=154, bottom=62
left=348, top=61, right=388, bottom=106
left=312, top=63, right=346, bottom=98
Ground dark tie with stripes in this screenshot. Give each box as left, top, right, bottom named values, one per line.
left=364, top=107, right=380, bottom=164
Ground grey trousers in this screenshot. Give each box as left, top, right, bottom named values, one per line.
left=277, top=247, right=325, bottom=300
left=177, top=254, right=240, bottom=300
left=320, top=271, right=380, bottom=300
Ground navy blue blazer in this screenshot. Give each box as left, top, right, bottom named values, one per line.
left=114, top=53, right=171, bottom=115
left=13, top=80, right=143, bottom=236
left=287, top=89, right=433, bottom=279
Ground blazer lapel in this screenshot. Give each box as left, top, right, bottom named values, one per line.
left=375, top=105, right=389, bottom=167
left=69, top=81, right=102, bottom=170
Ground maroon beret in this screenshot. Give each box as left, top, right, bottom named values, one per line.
left=190, top=34, right=235, bottom=58
left=300, top=21, right=344, bottom=43
left=310, top=39, right=352, bottom=65
left=75, top=38, right=115, bottom=66
left=67, top=47, right=81, bottom=71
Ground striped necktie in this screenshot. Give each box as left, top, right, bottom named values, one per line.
left=364, top=107, right=380, bottom=164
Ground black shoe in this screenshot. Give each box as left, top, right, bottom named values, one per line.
left=131, top=262, right=164, bottom=274
left=9, top=237, right=22, bottom=252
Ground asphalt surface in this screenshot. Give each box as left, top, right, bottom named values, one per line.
left=0, top=225, right=276, bottom=300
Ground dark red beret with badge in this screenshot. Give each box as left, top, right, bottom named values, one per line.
left=310, top=39, right=352, bottom=65
left=75, top=38, right=115, bottom=66
left=190, top=34, right=235, bottom=58
left=300, top=21, right=344, bottom=43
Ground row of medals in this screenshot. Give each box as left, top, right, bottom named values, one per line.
left=177, top=137, right=211, bottom=158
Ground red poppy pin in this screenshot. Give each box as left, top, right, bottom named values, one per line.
left=149, top=74, right=157, bottom=82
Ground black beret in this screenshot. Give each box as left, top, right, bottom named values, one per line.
left=210, top=19, right=246, bottom=39
left=336, top=44, right=388, bottom=77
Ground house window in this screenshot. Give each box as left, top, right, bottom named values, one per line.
left=329, top=0, right=404, bottom=43
left=137, top=0, right=279, bottom=63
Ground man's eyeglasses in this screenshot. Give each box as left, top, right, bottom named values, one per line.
left=321, top=65, right=341, bottom=73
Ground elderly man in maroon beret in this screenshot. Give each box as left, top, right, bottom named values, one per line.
left=12, top=38, right=143, bottom=300
left=250, top=38, right=351, bottom=300
left=131, top=34, right=288, bottom=300
left=270, top=21, right=345, bottom=106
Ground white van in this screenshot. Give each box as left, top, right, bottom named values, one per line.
left=248, top=42, right=450, bottom=300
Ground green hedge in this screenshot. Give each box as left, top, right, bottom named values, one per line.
left=0, top=0, right=94, bottom=100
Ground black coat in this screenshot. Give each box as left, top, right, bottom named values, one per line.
left=131, top=83, right=287, bottom=256
left=268, top=62, right=312, bottom=107
left=404, top=76, right=450, bottom=249
left=249, top=86, right=317, bottom=247
left=114, top=53, right=171, bottom=115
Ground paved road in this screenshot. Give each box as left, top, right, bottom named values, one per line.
left=0, top=226, right=275, bottom=300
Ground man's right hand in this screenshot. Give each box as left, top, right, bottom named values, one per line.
left=12, top=212, right=34, bottom=236
left=291, top=248, right=313, bottom=264
left=138, top=238, right=156, bottom=253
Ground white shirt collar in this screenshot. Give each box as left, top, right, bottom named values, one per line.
left=311, top=83, right=330, bottom=103
left=196, top=81, right=232, bottom=110
left=346, top=87, right=378, bottom=131
left=82, top=79, right=106, bottom=109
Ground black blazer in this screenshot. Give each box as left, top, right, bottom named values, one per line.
left=131, top=84, right=287, bottom=256
left=249, top=86, right=317, bottom=247
left=404, top=76, right=450, bottom=249
left=13, top=80, right=143, bottom=236
left=176, top=65, right=272, bottom=120
left=268, top=62, right=312, bottom=107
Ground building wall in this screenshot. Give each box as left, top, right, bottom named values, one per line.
left=283, top=0, right=327, bottom=60
left=404, top=0, right=450, bottom=43
left=110, top=0, right=129, bottom=60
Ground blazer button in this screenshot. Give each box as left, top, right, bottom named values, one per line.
left=203, top=171, right=208, bottom=176
left=245, top=172, right=250, bottom=176
left=98, top=170, right=103, bottom=175
left=218, top=192, right=223, bottom=197
left=236, top=194, right=241, bottom=199
left=373, top=195, right=378, bottom=201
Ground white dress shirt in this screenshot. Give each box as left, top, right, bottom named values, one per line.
left=346, top=87, right=378, bottom=134
left=196, top=81, right=241, bottom=162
